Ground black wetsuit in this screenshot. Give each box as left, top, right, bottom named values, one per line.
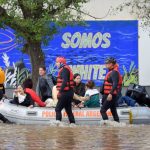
left=0, top=85, right=12, bottom=123
left=0, top=113, right=12, bottom=123
left=55, top=67, right=75, bottom=123
left=100, top=70, right=120, bottom=122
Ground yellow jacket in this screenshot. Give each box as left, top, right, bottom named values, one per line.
left=0, top=67, right=5, bottom=84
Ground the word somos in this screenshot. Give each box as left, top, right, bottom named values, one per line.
left=61, top=32, right=111, bottom=49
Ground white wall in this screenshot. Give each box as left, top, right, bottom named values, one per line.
left=82, top=0, right=135, bottom=20
left=139, top=23, right=150, bottom=86
left=82, top=0, right=150, bottom=86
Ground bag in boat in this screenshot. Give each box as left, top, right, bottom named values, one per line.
left=126, top=84, right=146, bottom=96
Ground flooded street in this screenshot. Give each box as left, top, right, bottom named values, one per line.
left=0, top=124, right=150, bottom=150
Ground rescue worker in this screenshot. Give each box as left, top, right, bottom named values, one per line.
left=100, top=57, right=122, bottom=122
left=0, top=67, right=12, bottom=123
left=55, top=56, right=75, bottom=124
left=0, top=67, right=5, bottom=100
left=0, top=113, right=12, bottom=124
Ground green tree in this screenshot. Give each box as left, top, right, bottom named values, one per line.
left=0, top=0, right=88, bottom=88
left=114, top=0, right=150, bottom=27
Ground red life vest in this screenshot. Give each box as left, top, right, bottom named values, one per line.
left=56, top=65, right=74, bottom=91
left=103, top=65, right=122, bottom=95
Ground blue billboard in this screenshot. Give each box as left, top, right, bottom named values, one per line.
left=0, top=21, right=138, bottom=87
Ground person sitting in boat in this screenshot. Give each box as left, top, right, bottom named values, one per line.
left=22, top=78, right=46, bottom=107
left=36, top=66, right=54, bottom=101
left=10, top=85, right=34, bottom=108
left=0, top=67, right=6, bottom=100
left=118, top=84, right=150, bottom=107
left=72, top=73, right=85, bottom=107
left=78, top=80, right=100, bottom=108
left=23, top=78, right=57, bottom=107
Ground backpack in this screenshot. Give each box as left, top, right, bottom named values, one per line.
left=126, top=84, right=148, bottom=106
left=126, top=84, right=146, bottom=96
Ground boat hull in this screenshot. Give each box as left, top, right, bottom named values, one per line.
left=0, top=100, right=150, bottom=125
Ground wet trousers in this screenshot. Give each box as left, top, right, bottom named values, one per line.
left=0, top=113, right=11, bottom=123
left=0, top=90, right=3, bottom=100
left=55, top=90, right=75, bottom=123
left=100, top=94, right=119, bottom=122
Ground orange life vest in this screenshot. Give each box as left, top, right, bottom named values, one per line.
left=56, top=65, right=74, bottom=91
left=0, top=68, right=5, bottom=90
left=0, top=68, right=5, bottom=84
left=103, top=65, right=122, bottom=95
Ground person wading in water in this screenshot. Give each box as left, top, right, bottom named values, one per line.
left=55, top=56, right=75, bottom=125
left=100, top=57, right=122, bottom=122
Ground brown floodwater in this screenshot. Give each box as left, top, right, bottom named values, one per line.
left=0, top=124, right=150, bottom=150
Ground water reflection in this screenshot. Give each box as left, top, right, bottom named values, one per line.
left=54, top=128, right=76, bottom=150
left=0, top=124, right=150, bottom=150
left=100, top=128, right=120, bottom=150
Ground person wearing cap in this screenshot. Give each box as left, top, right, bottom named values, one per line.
left=55, top=56, right=75, bottom=124
left=100, top=57, right=122, bottom=122
left=0, top=67, right=6, bottom=100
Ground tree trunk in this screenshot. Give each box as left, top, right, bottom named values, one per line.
left=27, top=41, right=45, bottom=89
